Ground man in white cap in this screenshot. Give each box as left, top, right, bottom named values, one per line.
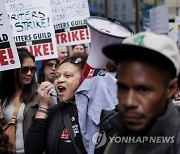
left=100, top=32, right=180, bottom=154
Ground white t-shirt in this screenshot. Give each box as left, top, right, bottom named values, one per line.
left=3, top=102, right=25, bottom=153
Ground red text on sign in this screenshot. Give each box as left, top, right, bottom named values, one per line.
left=56, top=28, right=90, bottom=44
left=0, top=48, right=15, bottom=66
left=22, top=42, right=54, bottom=57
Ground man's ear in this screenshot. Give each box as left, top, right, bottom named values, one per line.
left=167, top=78, right=178, bottom=99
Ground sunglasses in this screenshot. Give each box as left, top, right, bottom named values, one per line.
left=46, top=63, right=58, bottom=69
left=20, top=66, right=37, bottom=75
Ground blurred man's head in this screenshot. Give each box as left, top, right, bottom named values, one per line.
left=72, top=44, right=85, bottom=54
left=57, top=46, right=69, bottom=61
left=103, top=32, right=180, bottom=132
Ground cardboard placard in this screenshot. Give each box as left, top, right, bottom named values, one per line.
left=51, top=0, right=90, bottom=47
left=5, top=0, right=58, bottom=61
left=0, top=0, right=20, bottom=71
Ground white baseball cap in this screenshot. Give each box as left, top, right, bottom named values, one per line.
left=103, top=32, right=180, bottom=76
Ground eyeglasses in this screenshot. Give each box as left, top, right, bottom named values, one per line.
left=46, top=63, right=58, bottom=69
left=20, top=66, right=37, bottom=75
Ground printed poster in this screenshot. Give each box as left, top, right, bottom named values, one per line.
left=0, top=0, right=20, bottom=71
left=51, top=0, right=90, bottom=47
left=168, top=22, right=178, bottom=47
left=150, top=5, right=169, bottom=34
left=175, top=16, right=180, bottom=50
left=5, top=0, right=58, bottom=61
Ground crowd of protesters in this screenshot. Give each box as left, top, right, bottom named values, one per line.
left=0, top=31, right=180, bottom=154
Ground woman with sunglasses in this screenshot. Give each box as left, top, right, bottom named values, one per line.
left=38, top=59, right=60, bottom=104
left=0, top=48, right=38, bottom=154
left=25, top=53, right=88, bottom=154
left=38, top=59, right=60, bottom=84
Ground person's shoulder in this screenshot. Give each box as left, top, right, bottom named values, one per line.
left=95, top=110, right=118, bottom=154
left=49, top=103, right=62, bottom=109
left=99, top=110, right=117, bottom=132
left=27, top=93, right=39, bottom=108
left=173, top=118, right=180, bottom=154
left=48, top=103, right=63, bottom=114
left=175, top=105, right=180, bottom=112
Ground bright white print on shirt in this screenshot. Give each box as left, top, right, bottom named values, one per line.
left=72, top=124, right=79, bottom=137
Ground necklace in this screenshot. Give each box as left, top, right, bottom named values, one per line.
left=71, top=110, right=78, bottom=121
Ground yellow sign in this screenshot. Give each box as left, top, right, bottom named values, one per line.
left=143, top=0, right=155, bottom=5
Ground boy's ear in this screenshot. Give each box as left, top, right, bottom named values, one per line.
left=167, top=78, right=178, bottom=99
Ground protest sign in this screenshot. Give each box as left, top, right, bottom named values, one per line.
left=0, top=0, right=20, bottom=71
left=150, top=5, right=169, bottom=34
left=175, top=16, right=180, bottom=49
left=168, top=22, right=178, bottom=46
left=51, top=0, right=90, bottom=47
left=5, top=0, right=58, bottom=61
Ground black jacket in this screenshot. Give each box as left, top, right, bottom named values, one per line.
left=25, top=102, right=86, bottom=154
left=97, top=102, right=180, bottom=154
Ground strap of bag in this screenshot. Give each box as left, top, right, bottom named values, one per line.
left=0, top=99, right=3, bottom=119
left=62, top=109, right=82, bottom=154
left=11, top=100, right=22, bottom=123
left=3, top=100, right=22, bottom=128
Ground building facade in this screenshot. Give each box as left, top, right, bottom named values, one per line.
left=165, top=0, right=180, bottom=19
left=88, top=0, right=180, bottom=32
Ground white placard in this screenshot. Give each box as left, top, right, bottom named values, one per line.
left=5, top=0, right=58, bottom=61
left=51, top=0, right=90, bottom=47
left=175, top=16, right=180, bottom=24
left=0, top=0, right=20, bottom=71
left=175, top=16, right=180, bottom=49
left=150, top=5, right=169, bottom=34
left=168, top=22, right=178, bottom=45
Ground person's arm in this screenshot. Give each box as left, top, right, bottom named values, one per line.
left=24, top=117, right=47, bottom=154
left=35, top=81, right=53, bottom=119
left=25, top=81, right=53, bottom=153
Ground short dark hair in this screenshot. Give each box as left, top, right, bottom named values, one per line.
left=17, top=48, right=35, bottom=63
left=59, top=52, right=88, bottom=71
left=72, top=44, right=86, bottom=50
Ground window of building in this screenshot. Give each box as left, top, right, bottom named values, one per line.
left=122, top=14, right=126, bottom=21
left=122, top=3, right=126, bottom=10
left=114, top=4, right=118, bottom=11
left=113, top=14, right=118, bottom=19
